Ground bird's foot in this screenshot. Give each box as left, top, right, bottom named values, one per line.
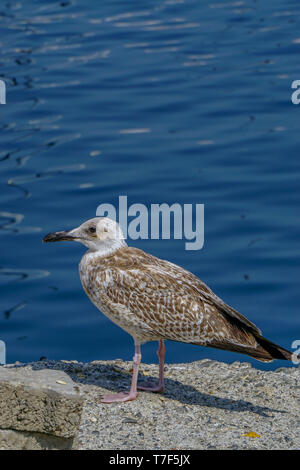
left=137, top=381, right=164, bottom=393
left=101, top=391, right=138, bottom=404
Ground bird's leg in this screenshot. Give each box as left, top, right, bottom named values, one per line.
left=137, top=339, right=165, bottom=393
left=101, top=344, right=141, bottom=404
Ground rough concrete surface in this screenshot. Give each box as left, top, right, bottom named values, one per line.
left=0, top=367, right=82, bottom=439
left=0, top=359, right=299, bottom=450
left=0, top=429, right=73, bottom=450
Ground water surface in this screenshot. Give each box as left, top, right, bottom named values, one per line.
left=1, top=0, right=300, bottom=370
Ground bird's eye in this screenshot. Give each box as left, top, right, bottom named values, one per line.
left=89, top=226, right=96, bottom=234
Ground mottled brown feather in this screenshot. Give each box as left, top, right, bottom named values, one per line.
left=78, top=246, right=292, bottom=362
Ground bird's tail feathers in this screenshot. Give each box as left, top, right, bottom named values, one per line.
left=207, top=335, right=293, bottom=363
left=254, top=335, right=292, bottom=361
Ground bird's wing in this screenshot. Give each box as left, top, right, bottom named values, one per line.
left=96, top=247, right=261, bottom=344
left=147, top=257, right=262, bottom=336
left=95, top=261, right=203, bottom=341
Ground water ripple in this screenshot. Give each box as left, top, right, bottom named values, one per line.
left=0, top=268, right=50, bottom=283
left=1, top=0, right=299, bottom=367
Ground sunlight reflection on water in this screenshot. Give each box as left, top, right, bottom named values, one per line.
left=0, top=0, right=299, bottom=369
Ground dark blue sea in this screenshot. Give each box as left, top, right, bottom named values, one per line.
left=1, top=0, right=300, bottom=370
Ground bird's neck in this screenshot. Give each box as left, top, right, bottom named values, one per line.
left=86, top=238, right=127, bottom=258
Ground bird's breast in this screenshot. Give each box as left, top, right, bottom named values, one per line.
left=79, top=254, right=108, bottom=301
left=78, top=253, right=160, bottom=343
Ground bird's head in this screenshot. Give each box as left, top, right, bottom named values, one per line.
left=43, top=217, right=126, bottom=254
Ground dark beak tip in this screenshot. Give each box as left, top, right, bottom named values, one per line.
left=42, top=231, right=74, bottom=243
left=43, top=233, right=56, bottom=243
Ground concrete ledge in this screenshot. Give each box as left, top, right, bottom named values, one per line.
left=0, top=367, right=82, bottom=443
left=0, top=359, right=299, bottom=450
left=0, top=429, right=73, bottom=450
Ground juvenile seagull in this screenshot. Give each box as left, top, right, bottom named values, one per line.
left=43, top=217, right=292, bottom=403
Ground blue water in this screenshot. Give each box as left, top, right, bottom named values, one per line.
left=1, top=0, right=300, bottom=370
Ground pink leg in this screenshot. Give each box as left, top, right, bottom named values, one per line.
left=138, top=340, right=165, bottom=393
left=101, top=344, right=141, bottom=404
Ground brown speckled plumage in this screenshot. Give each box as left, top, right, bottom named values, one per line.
left=79, top=245, right=290, bottom=362
left=43, top=217, right=293, bottom=403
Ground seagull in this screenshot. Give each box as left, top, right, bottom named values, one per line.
left=43, top=217, right=293, bottom=403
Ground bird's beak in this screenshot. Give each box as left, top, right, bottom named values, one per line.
left=43, top=230, right=77, bottom=243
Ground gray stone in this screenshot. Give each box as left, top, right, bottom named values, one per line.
left=0, top=429, right=73, bottom=450
left=0, top=367, right=83, bottom=438
left=0, top=359, right=299, bottom=450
